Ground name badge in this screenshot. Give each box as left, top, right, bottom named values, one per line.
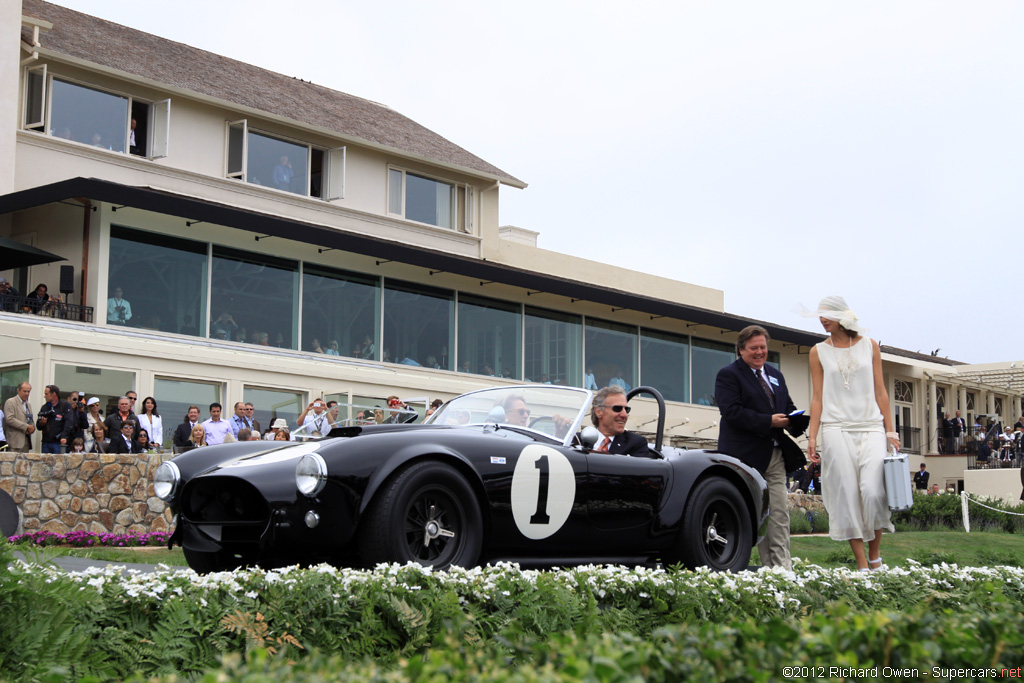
left=768, top=376, right=780, bottom=386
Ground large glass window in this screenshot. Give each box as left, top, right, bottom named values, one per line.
left=382, top=280, right=454, bottom=369
left=524, top=307, right=582, bottom=386
left=154, top=377, right=221, bottom=448
left=388, top=168, right=472, bottom=231
left=50, top=78, right=128, bottom=152
left=54, top=364, right=137, bottom=419
left=226, top=121, right=336, bottom=198
left=211, top=247, right=298, bottom=348
left=691, top=338, right=735, bottom=407
left=39, top=76, right=170, bottom=157
left=301, top=266, right=380, bottom=359
left=109, top=226, right=208, bottom=336
left=585, top=318, right=637, bottom=391
left=457, top=295, right=521, bottom=379
left=0, top=365, right=30, bottom=406
left=247, top=131, right=308, bottom=195
left=243, top=386, right=304, bottom=437
left=640, top=329, right=689, bottom=403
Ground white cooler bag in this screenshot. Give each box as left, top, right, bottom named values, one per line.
left=883, top=449, right=914, bottom=512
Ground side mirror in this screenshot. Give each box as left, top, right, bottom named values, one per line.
left=579, top=426, right=600, bottom=449
left=487, top=406, right=506, bottom=423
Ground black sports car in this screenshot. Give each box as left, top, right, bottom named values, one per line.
left=158, top=385, right=768, bottom=573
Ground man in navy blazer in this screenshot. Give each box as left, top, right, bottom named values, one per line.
left=715, top=325, right=806, bottom=569
left=589, top=386, right=650, bottom=456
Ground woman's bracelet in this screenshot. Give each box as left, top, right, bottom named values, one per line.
left=885, top=431, right=899, bottom=439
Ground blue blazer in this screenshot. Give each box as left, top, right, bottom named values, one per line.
left=714, top=359, right=800, bottom=474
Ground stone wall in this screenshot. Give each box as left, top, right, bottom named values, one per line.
left=787, top=491, right=826, bottom=517
left=0, top=451, right=173, bottom=536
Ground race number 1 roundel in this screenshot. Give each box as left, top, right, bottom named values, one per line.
left=510, top=444, right=576, bottom=539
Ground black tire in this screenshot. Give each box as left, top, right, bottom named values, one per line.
left=676, top=477, right=753, bottom=572
left=359, top=460, right=482, bottom=569
left=183, top=547, right=246, bottom=574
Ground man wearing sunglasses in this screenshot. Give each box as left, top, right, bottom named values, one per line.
left=590, top=386, right=649, bottom=456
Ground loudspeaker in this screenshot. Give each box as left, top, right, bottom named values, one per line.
left=59, top=265, right=74, bottom=294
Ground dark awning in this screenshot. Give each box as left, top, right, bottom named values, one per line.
left=0, top=236, right=66, bottom=271
left=0, top=177, right=825, bottom=347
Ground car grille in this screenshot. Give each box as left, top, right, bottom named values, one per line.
left=181, top=476, right=270, bottom=525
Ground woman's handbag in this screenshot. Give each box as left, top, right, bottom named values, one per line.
left=883, top=448, right=914, bottom=512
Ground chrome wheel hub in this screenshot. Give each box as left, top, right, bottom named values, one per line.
left=422, top=504, right=456, bottom=547
left=704, top=512, right=728, bottom=546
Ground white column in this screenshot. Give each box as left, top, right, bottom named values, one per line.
left=0, top=0, right=21, bottom=196
left=927, top=380, right=937, bottom=454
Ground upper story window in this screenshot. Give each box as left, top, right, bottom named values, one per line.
left=226, top=120, right=344, bottom=200
left=388, top=167, right=474, bottom=232
left=23, top=66, right=170, bottom=158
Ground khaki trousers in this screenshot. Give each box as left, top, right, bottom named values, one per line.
left=757, top=447, right=791, bottom=570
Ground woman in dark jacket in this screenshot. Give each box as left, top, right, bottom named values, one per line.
left=88, top=422, right=110, bottom=454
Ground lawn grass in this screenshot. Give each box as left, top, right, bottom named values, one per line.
left=783, top=530, right=1024, bottom=568
left=25, top=530, right=1024, bottom=570
left=21, top=545, right=189, bottom=566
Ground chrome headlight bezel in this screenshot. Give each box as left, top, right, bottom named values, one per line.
left=154, top=461, right=181, bottom=502
left=295, top=453, right=327, bottom=497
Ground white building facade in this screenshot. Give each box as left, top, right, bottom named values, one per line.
left=1, top=1, right=1020, bottom=488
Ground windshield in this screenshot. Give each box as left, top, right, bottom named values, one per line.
left=426, top=385, right=592, bottom=445
left=291, top=401, right=419, bottom=441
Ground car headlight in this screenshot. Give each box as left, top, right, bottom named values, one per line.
left=295, top=453, right=327, bottom=497
left=154, top=461, right=180, bottom=502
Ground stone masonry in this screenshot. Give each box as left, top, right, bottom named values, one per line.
left=0, top=451, right=173, bottom=536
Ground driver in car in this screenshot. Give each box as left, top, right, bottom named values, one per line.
left=590, top=386, right=649, bottom=456
left=500, top=394, right=530, bottom=427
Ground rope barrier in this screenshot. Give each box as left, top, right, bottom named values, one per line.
left=959, top=491, right=1024, bottom=533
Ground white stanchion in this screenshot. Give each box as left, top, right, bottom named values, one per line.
left=959, top=491, right=1024, bottom=533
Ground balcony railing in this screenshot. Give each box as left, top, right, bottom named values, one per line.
left=0, top=294, right=94, bottom=323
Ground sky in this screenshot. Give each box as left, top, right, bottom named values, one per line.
left=54, top=0, right=1024, bottom=364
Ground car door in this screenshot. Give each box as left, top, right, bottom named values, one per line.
left=478, top=433, right=592, bottom=556
left=585, top=451, right=672, bottom=532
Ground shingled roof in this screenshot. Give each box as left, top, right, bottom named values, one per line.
left=20, top=0, right=525, bottom=187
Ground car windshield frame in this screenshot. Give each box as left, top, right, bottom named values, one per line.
left=290, top=402, right=420, bottom=441
left=425, top=385, right=593, bottom=448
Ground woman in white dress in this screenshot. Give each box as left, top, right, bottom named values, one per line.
left=806, top=296, right=900, bottom=572
left=138, top=396, right=163, bottom=451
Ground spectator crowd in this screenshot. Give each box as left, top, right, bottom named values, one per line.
left=1, top=381, right=427, bottom=456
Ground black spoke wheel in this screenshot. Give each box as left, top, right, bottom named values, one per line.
left=676, top=477, right=752, bottom=572
left=360, top=460, right=482, bottom=569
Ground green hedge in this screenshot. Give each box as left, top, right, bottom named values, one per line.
left=892, top=494, right=1024, bottom=533
left=4, top=534, right=1024, bottom=681
left=132, top=601, right=1024, bottom=682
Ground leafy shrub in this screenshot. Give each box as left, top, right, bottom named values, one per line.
left=809, top=509, right=829, bottom=533
left=977, top=549, right=1022, bottom=567
left=917, top=551, right=958, bottom=566
left=132, top=599, right=1024, bottom=681
left=823, top=549, right=855, bottom=566
left=892, top=494, right=1024, bottom=533
left=5, top=559, right=1024, bottom=681
left=790, top=514, right=812, bottom=534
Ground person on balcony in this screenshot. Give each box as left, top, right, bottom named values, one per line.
left=26, top=283, right=50, bottom=314
left=0, top=278, right=21, bottom=313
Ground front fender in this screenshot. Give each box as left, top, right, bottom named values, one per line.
left=357, top=444, right=483, bottom=517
